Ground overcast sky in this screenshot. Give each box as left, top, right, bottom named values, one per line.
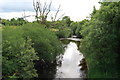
left=0, top=0, right=101, bottom=22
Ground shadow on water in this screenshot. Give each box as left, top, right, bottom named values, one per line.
left=34, top=37, right=87, bottom=79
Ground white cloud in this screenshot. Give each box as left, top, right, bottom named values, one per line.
left=59, top=0, right=101, bottom=21
left=0, top=0, right=101, bottom=21
left=0, top=11, right=35, bottom=22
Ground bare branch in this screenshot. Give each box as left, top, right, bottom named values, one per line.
left=42, top=2, right=47, bottom=14
left=38, top=0, right=42, bottom=16
left=45, top=1, right=52, bottom=16
left=58, top=13, right=65, bottom=21
left=53, top=5, right=61, bottom=21
left=33, top=0, right=39, bottom=22
left=33, top=0, right=64, bottom=24
left=51, top=14, right=54, bottom=22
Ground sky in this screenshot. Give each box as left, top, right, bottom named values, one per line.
left=0, top=0, right=101, bottom=22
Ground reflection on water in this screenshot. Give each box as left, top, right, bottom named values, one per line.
left=35, top=38, right=87, bottom=79
left=55, top=42, right=86, bottom=78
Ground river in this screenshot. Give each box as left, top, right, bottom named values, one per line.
left=36, top=37, right=87, bottom=79
left=55, top=37, right=87, bottom=79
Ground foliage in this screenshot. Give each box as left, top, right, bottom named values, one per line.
left=70, top=22, right=78, bottom=35
left=75, top=19, right=89, bottom=38
left=2, top=27, right=38, bottom=78
left=69, top=20, right=88, bottom=38
left=2, top=23, right=64, bottom=78
left=1, top=19, right=10, bottom=26
left=1, top=18, right=28, bottom=26
left=80, top=2, right=120, bottom=78
left=10, top=18, right=27, bottom=26
left=55, top=27, right=72, bottom=38
left=21, top=23, right=64, bottom=61
left=21, top=23, right=64, bottom=78
left=47, top=20, right=72, bottom=38
left=62, top=16, right=72, bottom=27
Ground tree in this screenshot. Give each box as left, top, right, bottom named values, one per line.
left=10, top=18, right=27, bottom=26
left=33, top=0, right=63, bottom=24
left=3, top=27, right=39, bottom=78
left=62, top=16, right=72, bottom=27
left=91, top=6, right=97, bottom=17
left=70, top=22, right=78, bottom=35
left=80, top=2, right=120, bottom=78
left=33, top=0, right=51, bottom=24
left=1, top=19, right=10, bottom=26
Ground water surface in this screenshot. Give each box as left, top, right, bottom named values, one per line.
left=55, top=40, right=86, bottom=78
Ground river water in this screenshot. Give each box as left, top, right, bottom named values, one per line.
left=36, top=37, right=87, bottom=79
left=55, top=38, right=87, bottom=78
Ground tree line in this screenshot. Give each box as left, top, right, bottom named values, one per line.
left=2, top=1, right=120, bottom=79
left=80, top=2, right=120, bottom=78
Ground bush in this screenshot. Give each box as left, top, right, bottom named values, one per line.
left=2, top=27, right=38, bottom=78
left=75, top=20, right=88, bottom=38
left=75, top=26, right=82, bottom=38
left=70, top=22, right=78, bottom=35
left=2, top=23, right=64, bottom=78
left=80, top=2, right=120, bottom=78
left=55, top=27, right=72, bottom=38
left=21, top=23, right=64, bottom=61
left=21, top=23, right=64, bottom=78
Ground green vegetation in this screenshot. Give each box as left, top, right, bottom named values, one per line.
left=80, top=2, right=120, bottom=78
left=70, top=21, right=87, bottom=38
left=70, top=22, right=78, bottom=35
left=1, top=18, right=27, bottom=26
left=2, top=27, right=38, bottom=78
left=2, top=23, right=64, bottom=78
left=55, top=27, right=72, bottom=38
left=2, top=1, right=120, bottom=79
left=21, top=23, right=64, bottom=61
left=48, top=17, right=73, bottom=38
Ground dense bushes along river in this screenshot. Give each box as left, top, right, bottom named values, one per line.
left=2, top=23, right=64, bottom=78
left=2, top=16, right=82, bottom=78
left=2, top=1, right=120, bottom=79
left=80, top=2, right=120, bottom=78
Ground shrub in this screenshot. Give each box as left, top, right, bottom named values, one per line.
left=80, top=2, right=120, bottom=78
left=2, top=27, right=38, bottom=78
left=2, top=23, right=64, bottom=78
left=21, top=23, right=64, bottom=78
left=21, top=23, right=64, bottom=61
left=55, top=27, right=72, bottom=38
